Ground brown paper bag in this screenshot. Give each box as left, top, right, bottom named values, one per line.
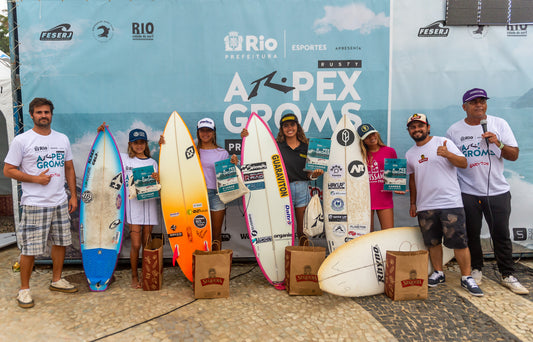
left=142, top=237, right=164, bottom=291
left=385, top=250, right=428, bottom=301
left=193, top=249, right=233, bottom=299
left=284, top=245, right=326, bottom=295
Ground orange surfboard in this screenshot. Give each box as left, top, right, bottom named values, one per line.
left=159, top=111, right=211, bottom=281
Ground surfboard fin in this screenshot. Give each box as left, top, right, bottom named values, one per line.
left=172, top=244, right=179, bottom=266
left=204, top=240, right=208, bottom=251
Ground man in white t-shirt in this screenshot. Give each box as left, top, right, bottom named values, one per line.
left=4, top=98, right=79, bottom=309
left=447, top=88, right=528, bottom=295
left=406, top=113, right=483, bottom=296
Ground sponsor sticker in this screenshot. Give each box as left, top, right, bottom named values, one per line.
left=81, top=190, right=93, bottom=204
left=194, top=215, right=207, bottom=228
left=332, top=224, right=346, bottom=237
left=331, top=198, right=345, bottom=211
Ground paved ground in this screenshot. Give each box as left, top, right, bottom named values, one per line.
left=1, top=217, right=532, bottom=341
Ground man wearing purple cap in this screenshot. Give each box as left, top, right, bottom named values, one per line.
left=406, top=113, right=483, bottom=296
left=446, top=88, right=528, bottom=295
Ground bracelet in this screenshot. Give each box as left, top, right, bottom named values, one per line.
left=498, top=141, right=504, bottom=150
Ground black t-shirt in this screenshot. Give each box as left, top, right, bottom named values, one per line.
left=277, top=141, right=308, bottom=182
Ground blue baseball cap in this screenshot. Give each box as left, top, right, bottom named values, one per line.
left=129, top=129, right=148, bottom=142
left=357, top=123, right=378, bottom=140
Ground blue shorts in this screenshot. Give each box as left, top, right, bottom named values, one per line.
left=17, top=201, right=72, bottom=256
left=290, top=181, right=311, bottom=208
left=208, top=189, right=226, bottom=211
left=417, top=207, right=468, bottom=249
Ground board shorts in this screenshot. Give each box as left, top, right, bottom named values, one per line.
left=416, top=207, right=468, bottom=249
left=17, top=201, right=72, bottom=256
left=290, top=181, right=311, bottom=208
left=208, top=189, right=226, bottom=211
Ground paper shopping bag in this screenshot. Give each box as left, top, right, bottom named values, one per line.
left=142, top=237, right=164, bottom=291
left=385, top=250, right=428, bottom=300
left=284, top=245, right=326, bottom=295
left=193, top=249, right=233, bottom=299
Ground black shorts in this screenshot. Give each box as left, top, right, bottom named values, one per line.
left=417, top=207, right=468, bottom=249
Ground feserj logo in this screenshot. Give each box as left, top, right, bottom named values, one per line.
left=418, top=20, right=449, bottom=37
left=40, top=24, right=73, bottom=41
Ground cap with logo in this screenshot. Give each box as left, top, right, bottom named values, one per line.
left=463, top=88, right=489, bottom=103
left=406, top=113, right=429, bottom=126
left=357, top=123, right=378, bottom=140
left=279, top=113, right=298, bottom=127
left=197, top=117, right=216, bottom=131
left=129, top=129, right=148, bottom=142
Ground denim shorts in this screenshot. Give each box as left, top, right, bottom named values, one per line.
left=208, top=189, right=226, bottom=211
left=290, top=181, right=311, bottom=208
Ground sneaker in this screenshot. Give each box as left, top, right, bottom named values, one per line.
left=428, top=271, right=445, bottom=287
left=17, top=289, right=34, bottom=308
left=501, top=276, right=530, bottom=295
left=50, top=278, right=78, bottom=293
left=471, top=269, right=482, bottom=285
left=461, top=276, right=484, bottom=297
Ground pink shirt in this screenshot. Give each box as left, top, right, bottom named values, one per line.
left=367, top=145, right=397, bottom=210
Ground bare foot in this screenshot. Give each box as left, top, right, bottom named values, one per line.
left=131, top=279, right=142, bottom=289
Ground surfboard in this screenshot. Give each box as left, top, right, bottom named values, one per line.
left=317, top=226, right=456, bottom=297
left=79, top=127, right=125, bottom=291
left=159, top=111, right=211, bottom=282
left=323, top=115, right=370, bottom=253
left=241, top=113, right=295, bottom=289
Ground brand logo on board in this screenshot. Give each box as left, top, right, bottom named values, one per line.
left=337, top=129, right=355, bottom=146
left=271, top=154, right=288, bottom=198
left=185, top=146, right=196, bottom=159
left=348, top=160, right=366, bottom=178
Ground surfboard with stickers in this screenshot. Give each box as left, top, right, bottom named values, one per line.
left=79, top=127, right=125, bottom=291
left=241, top=112, right=295, bottom=289
left=323, top=115, right=371, bottom=253
left=159, top=111, right=211, bottom=282
left=318, top=226, right=455, bottom=297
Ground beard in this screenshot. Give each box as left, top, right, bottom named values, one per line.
left=410, top=130, right=429, bottom=142
left=34, top=118, right=51, bottom=128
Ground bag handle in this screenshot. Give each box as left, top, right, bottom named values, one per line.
left=298, top=235, right=315, bottom=250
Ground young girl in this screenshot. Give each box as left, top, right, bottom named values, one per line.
left=357, top=123, right=397, bottom=230
left=241, top=113, right=323, bottom=245
left=196, top=118, right=238, bottom=251
left=98, top=123, right=160, bottom=289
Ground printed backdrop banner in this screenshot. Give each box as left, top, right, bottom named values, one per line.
left=11, top=0, right=533, bottom=258
left=13, top=0, right=391, bottom=259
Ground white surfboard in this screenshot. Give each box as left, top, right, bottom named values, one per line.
left=318, top=227, right=455, bottom=297
left=323, top=115, right=370, bottom=253
left=241, top=113, right=295, bottom=289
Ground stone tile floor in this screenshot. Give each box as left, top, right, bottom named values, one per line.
left=1, top=212, right=532, bottom=342
left=1, top=243, right=532, bottom=342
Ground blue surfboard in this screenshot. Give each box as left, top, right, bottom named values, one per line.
left=79, top=127, right=125, bottom=291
